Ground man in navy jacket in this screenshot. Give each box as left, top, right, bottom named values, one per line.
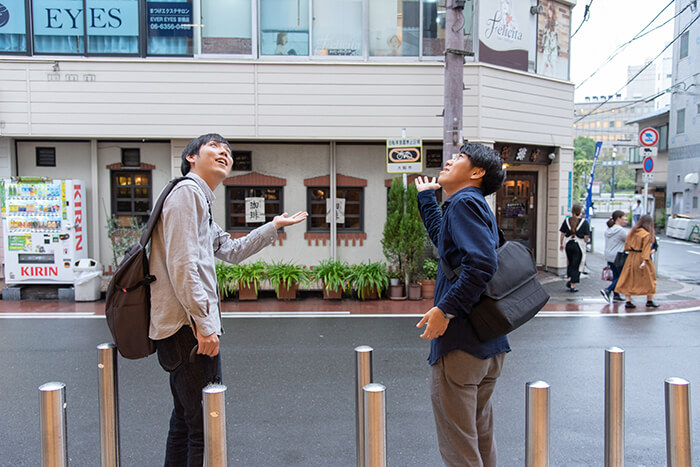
left=415, top=143, right=509, bottom=467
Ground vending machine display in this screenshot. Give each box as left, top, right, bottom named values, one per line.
left=1, top=178, right=88, bottom=284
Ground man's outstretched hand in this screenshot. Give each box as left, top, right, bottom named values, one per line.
left=273, top=211, right=308, bottom=229
left=415, top=176, right=441, bottom=192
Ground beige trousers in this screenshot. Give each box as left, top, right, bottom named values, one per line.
left=430, top=350, right=505, bottom=467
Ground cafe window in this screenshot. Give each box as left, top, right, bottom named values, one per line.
left=201, top=0, right=252, bottom=54
left=226, top=186, right=283, bottom=231
left=0, top=0, right=27, bottom=53
left=260, top=0, right=309, bottom=56
left=111, top=170, right=152, bottom=223
left=307, top=186, right=363, bottom=232
left=369, top=0, right=419, bottom=57
left=312, top=0, right=362, bottom=56
left=146, top=0, right=193, bottom=56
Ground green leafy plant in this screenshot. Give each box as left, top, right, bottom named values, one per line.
left=312, top=258, right=350, bottom=294
left=422, top=258, right=438, bottom=281
left=231, top=261, right=267, bottom=294
left=349, top=261, right=389, bottom=300
left=215, top=263, right=238, bottom=298
left=265, top=260, right=312, bottom=294
left=382, top=177, right=405, bottom=277
left=400, top=183, right=427, bottom=284
left=104, top=213, right=144, bottom=268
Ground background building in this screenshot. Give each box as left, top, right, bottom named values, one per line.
left=0, top=0, right=577, bottom=280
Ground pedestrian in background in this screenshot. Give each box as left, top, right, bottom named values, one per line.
left=632, top=199, right=643, bottom=224
left=601, top=210, right=627, bottom=304
left=559, top=203, right=590, bottom=293
left=615, top=214, right=658, bottom=309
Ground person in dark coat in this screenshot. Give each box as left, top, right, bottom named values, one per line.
left=559, top=204, right=590, bottom=292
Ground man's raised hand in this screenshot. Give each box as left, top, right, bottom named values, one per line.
left=415, top=176, right=441, bottom=192
left=273, top=211, right=308, bottom=229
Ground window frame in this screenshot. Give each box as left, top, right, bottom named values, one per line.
left=680, top=30, right=689, bottom=59
left=677, top=108, right=686, bottom=134
left=110, top=169, right=153, bottom=222
left=306, top=186, right=364, bottom=233
left=225, top=185, right=284, bottom=232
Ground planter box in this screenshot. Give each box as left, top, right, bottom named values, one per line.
left=360, top=286, right=379, bottom=300
left=277, top=281, right=298, bottom=300
left=421, top=280, right=435, bottom=300
left=322, top=281, right=343, bottom=300
left=238, top=282, right=258, bottom=301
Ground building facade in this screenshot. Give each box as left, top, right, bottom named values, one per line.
left=0, top=0, right=576, bottom=279
left=668, top=1, right=700, bottom=218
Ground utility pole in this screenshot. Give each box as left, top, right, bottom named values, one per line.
left=442, top=0, right=471, bottom=165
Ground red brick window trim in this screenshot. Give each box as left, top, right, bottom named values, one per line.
left=304, top=174, right=367, bottom=187
left=106, top=162, right=155, bottom=170
left=303, top=232, right=367, bottom=246
left=224, top=172, right=287, bottom=186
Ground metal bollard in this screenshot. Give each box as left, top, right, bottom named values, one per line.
left=605, top=347, right=624, bottom=467
left=526, top=381, right=549, bottom=467
left=355, top=345, right=373, bottom=467
left=97, top=343, right=120, bottom=467
left=363, top=383, right=386, bottom=467
left=39, top=382, right=68, bottom=467
left=665, top=377, right=692, bottom=467
left=203, top=383, right=227, bottom=467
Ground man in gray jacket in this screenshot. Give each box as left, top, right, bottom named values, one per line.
left=149, top=133, right=307, bottom=466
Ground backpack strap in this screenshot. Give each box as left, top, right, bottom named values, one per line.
left=440, top=228, right=504, bottom=284
left=139, top=176, right=188, bottom=246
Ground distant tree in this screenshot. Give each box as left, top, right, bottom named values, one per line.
left=573, top=137, right=596, bottom=202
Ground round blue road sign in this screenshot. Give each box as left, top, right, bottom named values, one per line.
left=643, top=156, right=654, bottom=173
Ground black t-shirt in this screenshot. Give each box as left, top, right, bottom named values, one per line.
left=559, top=217, right=590, bottom=240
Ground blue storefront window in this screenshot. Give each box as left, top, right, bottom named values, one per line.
left=0, top=0, right=27, bottom=52
left=86, top=0, right=139, bottom=54
left=146, top=0, right=193, bottom=56
left=32, top=0, right=85, bottom=54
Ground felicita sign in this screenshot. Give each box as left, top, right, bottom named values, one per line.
left=639, top=127, right=659, bottom=147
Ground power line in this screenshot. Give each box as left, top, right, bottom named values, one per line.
left=575, top=12, right=700, bottom=123
left=571, top=0, right=594, bottom=39
left=576, top=0, right=679, bottom=90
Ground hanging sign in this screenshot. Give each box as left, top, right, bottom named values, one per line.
left=245, top=197, right=265, bottom=223
left=386, top=138, right=423, bottom=173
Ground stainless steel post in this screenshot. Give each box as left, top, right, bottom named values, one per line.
left=363, top=383, right=386, bottom=467
left=203, top=383, right=227, bottom=467
left=39, top=382, right=68, bottom=467
left=97, top=343, right=120, bottom=467
left=355, top=345, right=373, bottom=467
left=526, top=381, right=549, bottom=467
left=605, top=347, right=624, bottom=467
left=665, top=377, right=692, bottom=467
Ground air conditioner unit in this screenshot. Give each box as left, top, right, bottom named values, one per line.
left=684, top=172, right=699, bottom=184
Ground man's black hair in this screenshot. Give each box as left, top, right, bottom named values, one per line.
left=181, top=133, right=231, bottom=175
left=459, top=143, right=506, bottom=196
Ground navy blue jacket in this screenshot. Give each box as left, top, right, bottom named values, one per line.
left=417, top=187, right=510, bottom=365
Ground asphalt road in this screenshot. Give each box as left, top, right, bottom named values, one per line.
left=1, top=313, right=699, bottom=466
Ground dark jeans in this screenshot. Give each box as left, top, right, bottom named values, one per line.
left=565, top=240, right=582, bottom=284
left=606, top=261, right=622, bottom=295
left=156, top=326, right=221, bottom=467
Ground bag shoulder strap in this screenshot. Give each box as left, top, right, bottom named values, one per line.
left=138, top=176, right=189, bottom=246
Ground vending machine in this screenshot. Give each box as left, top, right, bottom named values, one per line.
left=1, top=178, right=88, bottom=284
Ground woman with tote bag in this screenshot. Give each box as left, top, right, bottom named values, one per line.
left=600, top=210, right=628, bottom=304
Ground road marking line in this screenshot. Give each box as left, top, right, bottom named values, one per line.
left=0, top=313, right=101, bottom=319
left=688, top=251, right=700, bottom=256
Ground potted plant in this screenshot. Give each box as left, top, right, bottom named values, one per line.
left=387, top=268, right=405, bottom=300
left=215, top=263, right=237, bottom=300
left=381, top=178, right=405, bottom=283
left=421, top=258, right=438, bottom=300
left=266, top=260, right=312, bottom=300
left=312, top=258, right=350, bottom=300
left=401, top=183, right=427, bottom=300
left=349, top=261, right=389, bottom=300
left=231, top=261, right=266, bottom=301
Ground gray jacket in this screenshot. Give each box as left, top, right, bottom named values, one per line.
left=604, top=224, right=627, bottom=264
left=149, top=173, right=277, bottom=340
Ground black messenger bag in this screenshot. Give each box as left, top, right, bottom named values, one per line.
left=441, top=235, right=549, bottom=342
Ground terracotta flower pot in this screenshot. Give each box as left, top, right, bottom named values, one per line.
left=407, top=283, right=422, bottom=300
left=277, top=281, right=298, bottom=300
left=360, top=286, right=379, bottom=300
left=421, top=280, right=435, bottom=299
left=238, top=282, right=258, bottom=301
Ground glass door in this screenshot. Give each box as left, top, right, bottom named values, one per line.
left=496, top=172, right=537, bottom=253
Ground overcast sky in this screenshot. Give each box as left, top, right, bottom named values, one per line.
left=569, top=0, right=676, bottom=102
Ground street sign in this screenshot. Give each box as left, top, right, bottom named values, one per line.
left=386, top=138, right=423, bottom=173
left=640, top=146, right=658, bottom=157
left=639, top=127, right=659, bottom=147
left=642, top=172, right=654, bottom=183
left=601, top=160, right=626, bottom=166
left=643, top=157, right=654, bottom=173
